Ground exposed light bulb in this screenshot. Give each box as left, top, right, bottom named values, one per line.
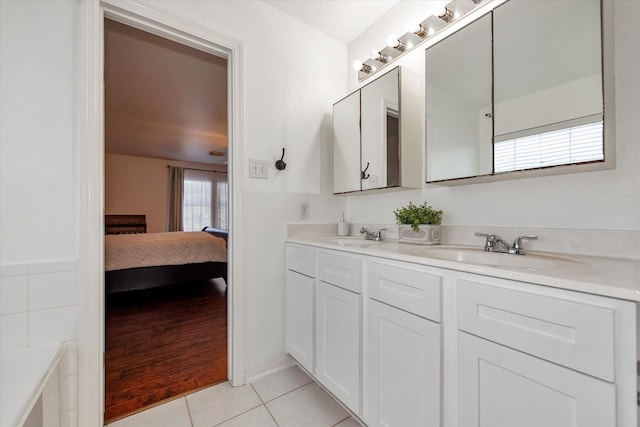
left=386, top=33, right=399, bottom=48
left=439, top=7, right=454, bottom=23
left=352, top=59, right=364, bottom=71
left=370, top=49, right=381, bottom=59
left=406, top=18, right=421, bottom=34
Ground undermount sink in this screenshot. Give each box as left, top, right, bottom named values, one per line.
left=322, top=236, right=383, bottom=248
left=411, top=246, right=581, bottom=271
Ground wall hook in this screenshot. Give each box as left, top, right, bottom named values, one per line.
left=275, top=147, right=287, bottom=170
left=361, top=162, right=370, bottom=180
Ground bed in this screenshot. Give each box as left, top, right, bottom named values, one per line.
left=105, top=231, right=227, bottom=294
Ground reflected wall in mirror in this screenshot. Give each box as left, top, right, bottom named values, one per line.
left=493, top=0, right=603, bottom=173
left=426, top=13, right=492, bottom=182
left=361, top=68, right=399, bottom=190
left=425, top=0, right=612, bottom=185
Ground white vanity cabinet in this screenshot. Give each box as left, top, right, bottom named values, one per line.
left=285, top=240, right=638, bottom=427
left=315, top=251, right=363, bottom=415
left=285, top=244, right=316, bottom=373
left=366, top=259, right=442, bottom=427
left=456, top=274, right=637, bottom=427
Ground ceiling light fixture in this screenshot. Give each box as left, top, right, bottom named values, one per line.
left=353, top=0, right=490, bottom=81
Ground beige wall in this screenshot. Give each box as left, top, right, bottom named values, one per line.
left=105, top=153, right=227, bottom=233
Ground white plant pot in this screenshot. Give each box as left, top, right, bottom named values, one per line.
left=398, top=224, right=441, bottom=245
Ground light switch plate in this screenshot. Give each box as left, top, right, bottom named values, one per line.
left=299, top=202, right=310, bottom=219
left=249, top=159, right=268, bottom=179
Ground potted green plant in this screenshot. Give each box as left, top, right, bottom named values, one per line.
left=393, top=201, right=443, bottom=245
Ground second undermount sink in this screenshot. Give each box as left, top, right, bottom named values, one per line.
left=410, top=246, right=581, bottom=271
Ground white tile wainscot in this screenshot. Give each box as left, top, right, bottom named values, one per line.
left=0, top=260, right=79, bottom=427
left=285, top=228, right=639, bottom=427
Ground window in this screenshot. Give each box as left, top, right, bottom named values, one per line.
left=182, top=169, right=228, bottom=232
left=494, top=119, right=603, bottom=173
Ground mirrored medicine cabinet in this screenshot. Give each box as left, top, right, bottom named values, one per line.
left=425, top=0, right=614, bottom=185
left=333, top=67, right=423, bottom=194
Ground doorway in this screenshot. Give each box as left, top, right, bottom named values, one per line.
left=102, top=13, right=233, bottom=424
left=78, top=2, right=246, bottom=423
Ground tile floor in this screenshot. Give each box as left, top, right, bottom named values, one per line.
left=106, top=365, right=362, bottom=427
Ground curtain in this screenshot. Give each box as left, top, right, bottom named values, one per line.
left=212, top=173, right=228, bottom=230
left=167, top=166, right=184, bottom=231
left=183, top=169, right=213, bottom=232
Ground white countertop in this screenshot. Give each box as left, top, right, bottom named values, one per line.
left=287, top=236, right=640, bottom=302
left=0, top=344, right=63, bottom=427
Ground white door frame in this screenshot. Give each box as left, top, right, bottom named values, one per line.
left=77, top=1, right=246, bottom=425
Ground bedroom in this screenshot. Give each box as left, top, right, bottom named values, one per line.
left=103, top=18, right=230, bottom=422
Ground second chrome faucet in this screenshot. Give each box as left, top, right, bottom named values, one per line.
left=475, top=232, right=538, bottom=255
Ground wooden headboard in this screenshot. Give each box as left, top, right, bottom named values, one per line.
left=105, top=214, right=147, bottom=235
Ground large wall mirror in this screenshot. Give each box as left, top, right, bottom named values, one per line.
left=426, top=0, right=613, bottom=184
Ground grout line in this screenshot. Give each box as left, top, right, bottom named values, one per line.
left=262, top=401, right=280, bottom=427
left=249, top=383, right=266, bottom=405
left=184, top=396, right=195, bottom=427
left=259, top=379, right=314, bottom=405
left=248, top=383, right=281, bottom=426
left=331, top=415, right=351, bottom=427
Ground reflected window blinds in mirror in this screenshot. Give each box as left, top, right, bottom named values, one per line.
left=493, top=0, right=603, bottom=174
left=425, top=0, right=613, bottom=185
left=332, top=66, right=423, bottom=195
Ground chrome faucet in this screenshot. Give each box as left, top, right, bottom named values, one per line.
left=360, top=227, right=387, bottom=241
left=475, top=232, right=538, bottom=255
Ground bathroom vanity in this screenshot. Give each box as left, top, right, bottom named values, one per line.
left=285, top=233, right=638, bottom=427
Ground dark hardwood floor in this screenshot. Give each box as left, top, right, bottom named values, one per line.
left=105, top=278, right=227, bottom=423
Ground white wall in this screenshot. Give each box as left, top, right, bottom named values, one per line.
left=0, top=0, right=78, bottom=263
left=346, top=0, right=640, bottom=233
left=105, top=154, right=227, bottom=233
left=0, top=0, right=347, bottom=392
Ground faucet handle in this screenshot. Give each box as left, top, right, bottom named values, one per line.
left=374, top=228, right=387, bottom=241
left=512, top=234, right=538, bottom=254
left=475, top=232, right=498, bottom=251
left=360, top=227, right=369, bottom=234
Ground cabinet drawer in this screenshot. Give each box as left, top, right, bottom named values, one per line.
left=287, top=244, right=316, bottom=277
left=367, top=260, right=442, bottom=322
left=458, top=279, right=615, bottom=381
left=317, top=251, right=362, bottom=293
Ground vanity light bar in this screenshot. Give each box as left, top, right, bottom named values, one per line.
left=354, top=0, right=488, bottom=81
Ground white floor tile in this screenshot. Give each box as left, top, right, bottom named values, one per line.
left=215, top=405, right=277, bottom=427
left=186, top=382, right=262, bottom=427
left=107, top=398, right=191, bottom=427
left=266, top=382, right=349, bottom=427
left=251, top=365, right=313, bottom=403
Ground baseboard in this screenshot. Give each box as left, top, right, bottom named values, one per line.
left=245, top=355, right=296, bottom=384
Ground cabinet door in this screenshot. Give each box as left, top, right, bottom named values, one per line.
left=333, top=91, right=361, bottom=193
left=285, top=270, right=314, bottom=373
left=458, top=332, right=615, bottom=427
left=367, top=300, right=441, bottom=427
left=315, top=281, right=361, bottom=414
